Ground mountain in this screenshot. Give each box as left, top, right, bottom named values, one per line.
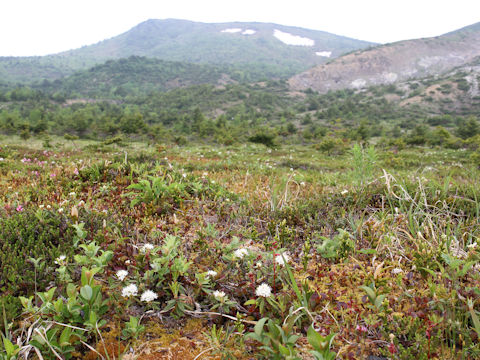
left=0, top=19, right=375, bottom=84
left=289, top=21, right=480, bottom=93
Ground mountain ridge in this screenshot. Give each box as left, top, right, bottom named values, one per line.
left=0, top=19, right=375, bottom=84
left=289, top=21, right=480, bottom=93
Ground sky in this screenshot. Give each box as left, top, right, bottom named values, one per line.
left=1, top=0, right=479, bottom=56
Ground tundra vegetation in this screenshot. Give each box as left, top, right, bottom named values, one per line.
left=0, top=66, right=480, bottom=359
left=0, top=134, right=479, bottom=359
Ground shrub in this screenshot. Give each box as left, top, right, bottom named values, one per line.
left=0, top=210, right=75, bottom=325
left=248, top=132, right=277, bottom=148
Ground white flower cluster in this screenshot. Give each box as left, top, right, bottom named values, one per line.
left=141, top=243, right=155, bottom=253
left=233, top=248, right=248, bottom=259
left=116, top=269, right=128, bottom=281
left=255, top=283, right=272, bottom=298
left=275, top=252, right=291, bottom=266
left=121, top=284, right=138, bottom=298
left=213, top=290, right=227, bottom=301
left=54, top=255, right=66, bottom=265
left=140, top=290, right=158, bottom=303
left=206, top=270, right=218, bottom=277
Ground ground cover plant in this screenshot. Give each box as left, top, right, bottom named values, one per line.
left=0, top=138, right=479, bottom=359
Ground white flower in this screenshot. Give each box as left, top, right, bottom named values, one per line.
left=54, top=255, right=66, bottom=265
left=233, top=248, right=248, bottom=259
left=140, top=290, right=158, bottom=303
left=58, top=208, right=64, bottom=213
left=141, top=243, right=155, bottom=253
left=275, top=252, right=291, bottom=266
left=69, top=192, right=76, bottom=197
left=116, top=270, right=128, bottom=281
left=341, top=189, right=349, bottom=195
left=255, top=283, right=272, bottom=298
left=254, top=261, right=263, bottom=268
left=121, top=284, right=138, bottom=298
left=213, top=290, right=226, bottom=301
left=206, top=270, right=218, bottom=277
left=467, top=243, right=477, bottom=250
left=0, top=158, right=4, bottom=161
left=391, top=268, right=403, bottom=275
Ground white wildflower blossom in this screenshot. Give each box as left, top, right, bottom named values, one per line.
left=121, top=284, right=138, bottom=298
left=141, top=243, right=155, bottom=253
left=58, top=208, right=64, bottom=213
left=233, top=248, right=249, bottom=259
left=140, top=290, right=158, bottom=303
left=116, top=270, right=128, bottom=281
left=255, top=283, right=272, bottom=298
left=275, top=252, right=291, bottom=266
left=467, top=243, right=477, bottom=250
left=341, top=189, right=349, bottom=195
left=213, top=290, right=227, bottom=301
left=391, top=268, right=403, bottom=275
left=206, top=270, right=218, bottom=277
left=54, top=255, right=66, bottom=265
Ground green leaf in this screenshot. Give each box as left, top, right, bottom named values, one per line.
left=307, top=324, right=325, bottom=351
left=357, top=248, right=377, bottom=255
left=80, top=285, right=93, bottom=301
left=2, top=336, right=15, bottom=356
left=359, top=285, right=376, bottom=301
left=419, top=267, right=437, bottom=277
left=45, top=287, right=57, bottom=302
left=245, top=333, right=263, bottom=342
left=59, top=326, right=72, bottom=346
left=254, top=317, right=268, bottom=337
left=278, top=344, right=290, bottom=355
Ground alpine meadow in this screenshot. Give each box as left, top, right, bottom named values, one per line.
left=1, top=17, right=480, bottom=360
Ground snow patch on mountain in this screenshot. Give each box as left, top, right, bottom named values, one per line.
left=316, top=51, right=332, bottom=57
left=242, top=29, right=256, bottom=35
left=273, top=29, right=314, bottom=46
left=221, top=28, right=242, bottom=33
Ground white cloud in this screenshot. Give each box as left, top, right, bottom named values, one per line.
left=273, top=29, right=314, bottom=46
left=316, top=51, right=332, bottom=57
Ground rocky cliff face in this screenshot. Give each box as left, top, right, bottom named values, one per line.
left=289, top=22, right=480, bottom=93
